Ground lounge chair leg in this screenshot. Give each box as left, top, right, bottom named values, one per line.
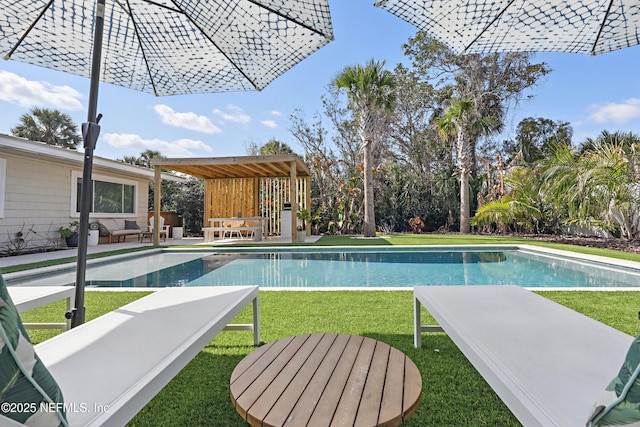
left=414, top=297, right=422, bottom=348
left=253, top=296, right=260, bottom=345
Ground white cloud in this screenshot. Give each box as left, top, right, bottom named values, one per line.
left=154, top=104, right=221, bottom=134
left=0, top=71, right=83, bottom=111
left=103, top=133, right=213, bottom=157
left=261, top=119, right=278, bottom=128
left=270, top=110, right=283, bottom=116
left=212, top=104, right=251, bottom=124
left=588, top=98, right=640, bottom=124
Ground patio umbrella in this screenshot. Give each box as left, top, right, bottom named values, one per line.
left=374, top=0, right=640, bottom=55
left=1, top=0, right=334, bottom=327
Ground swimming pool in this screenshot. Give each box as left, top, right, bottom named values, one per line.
left=7, top=245, right=640, bottom=289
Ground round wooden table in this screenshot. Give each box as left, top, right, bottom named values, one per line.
left=230, top=333, right=422, bottom=427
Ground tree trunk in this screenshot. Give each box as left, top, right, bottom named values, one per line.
left=363, top=138, right=376, bottom=237
left=459, top=170, right=470, bottom=233
left=457, top=132, right=471, bottom=234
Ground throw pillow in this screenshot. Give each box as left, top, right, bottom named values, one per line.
left=124, top=220, right=140, bottom=230
left=0, top=275, right=67, bottom=426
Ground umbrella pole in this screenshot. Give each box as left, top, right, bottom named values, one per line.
left=70, top=0, right=105, bottom=328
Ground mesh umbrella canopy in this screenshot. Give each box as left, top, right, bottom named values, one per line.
left=0, top=0, right=333, bottom=328
left=1, top=0, right=334, bottom=95
left=375, top=0, right=640, bottom=56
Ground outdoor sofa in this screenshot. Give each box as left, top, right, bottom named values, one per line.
left=98, top=218, right=143, bottom=243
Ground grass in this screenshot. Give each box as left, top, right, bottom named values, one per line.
left=23, top=290, right=640, bottom=426
left=21, top=291, right=153, bottom=343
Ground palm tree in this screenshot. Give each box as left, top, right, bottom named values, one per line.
left=11, top=107, right=81, bottom=149
left=470, top=197, right=514, bottom=233
left=247, top=138, right=295, bottom=155
left=435, top=98, right=494, bottom=233
left=334, top=59, right=396, bottom=237
left=578, top=133, right=640, bottom=240
left=506, top=166, right=558, bottom=233
left=539, top=142, right=582, bottom=222
left=540, top=132, right=640, bottom=240
left=582, top=138, right=637, bottom=239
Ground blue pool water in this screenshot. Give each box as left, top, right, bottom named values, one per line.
left=7, top=247, right=640, bottom=288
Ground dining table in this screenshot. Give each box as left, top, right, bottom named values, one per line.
left=205, top=217, right=265, bottom=242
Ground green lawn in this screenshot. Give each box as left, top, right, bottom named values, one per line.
left=23, top=289, right=640, bottom=427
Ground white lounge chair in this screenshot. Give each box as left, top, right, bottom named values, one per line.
left=149, top=215, right=170, bottom=240
left=8, top=286, right=75, bottom=329
left=34, top=286, right=260, bottom=426
left=414, top=285, right=633, bottom=427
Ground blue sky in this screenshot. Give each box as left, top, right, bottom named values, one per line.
left=0, top=1, right=639, bottom=161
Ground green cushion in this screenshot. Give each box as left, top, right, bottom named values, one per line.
left=588, top=333, right=640, bottom=426
left=0, top=276, right=67, bottom=426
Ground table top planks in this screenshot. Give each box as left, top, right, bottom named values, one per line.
left=230, top=333, right=422, bottom=427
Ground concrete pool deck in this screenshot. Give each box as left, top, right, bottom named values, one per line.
left=0, top=236, right=203, bottom=270
left=0, top=234, right=323, bottom=271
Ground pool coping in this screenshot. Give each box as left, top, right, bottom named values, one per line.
left=5, top=244, right=640, bottom=290
left=3, top=248, right=164, bottom=282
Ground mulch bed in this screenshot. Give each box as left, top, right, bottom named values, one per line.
left=518, top=235, right=640, bottom=255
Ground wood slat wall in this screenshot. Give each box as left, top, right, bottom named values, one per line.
left=205, top=178, right=259, bottom=219
left=204, top=177, right=307, bottom=236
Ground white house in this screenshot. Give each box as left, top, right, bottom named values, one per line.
left=0, top=133, right=179, bottom=252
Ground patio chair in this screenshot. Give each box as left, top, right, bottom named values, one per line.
left=149, top=215, right=170, bottom=240
left=244, top=219, right=260, bottom=239
left=223, top=219, right=245, bottom=239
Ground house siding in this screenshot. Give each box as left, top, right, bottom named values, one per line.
left=0, top=136, right=159, bottom=253
left=1, top=152, right=71, bottom=248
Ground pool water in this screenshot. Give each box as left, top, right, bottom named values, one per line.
left=7, top=248, right=640, bottom=288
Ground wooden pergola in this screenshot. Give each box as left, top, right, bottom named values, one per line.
left=151, top=154, right=311, bottom=245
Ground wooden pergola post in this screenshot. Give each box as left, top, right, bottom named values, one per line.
left=153, top=166, right=161, bottom=245
left=290, top=160, right=297, bottom=241
left=305, top=175, right=311, bottom=237
left=203, top=179, right=211, bottom=231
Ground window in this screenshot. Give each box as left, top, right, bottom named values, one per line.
left=0, top=158, right=5, bottom=218
left=72, top=171, right=137, bottom=215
